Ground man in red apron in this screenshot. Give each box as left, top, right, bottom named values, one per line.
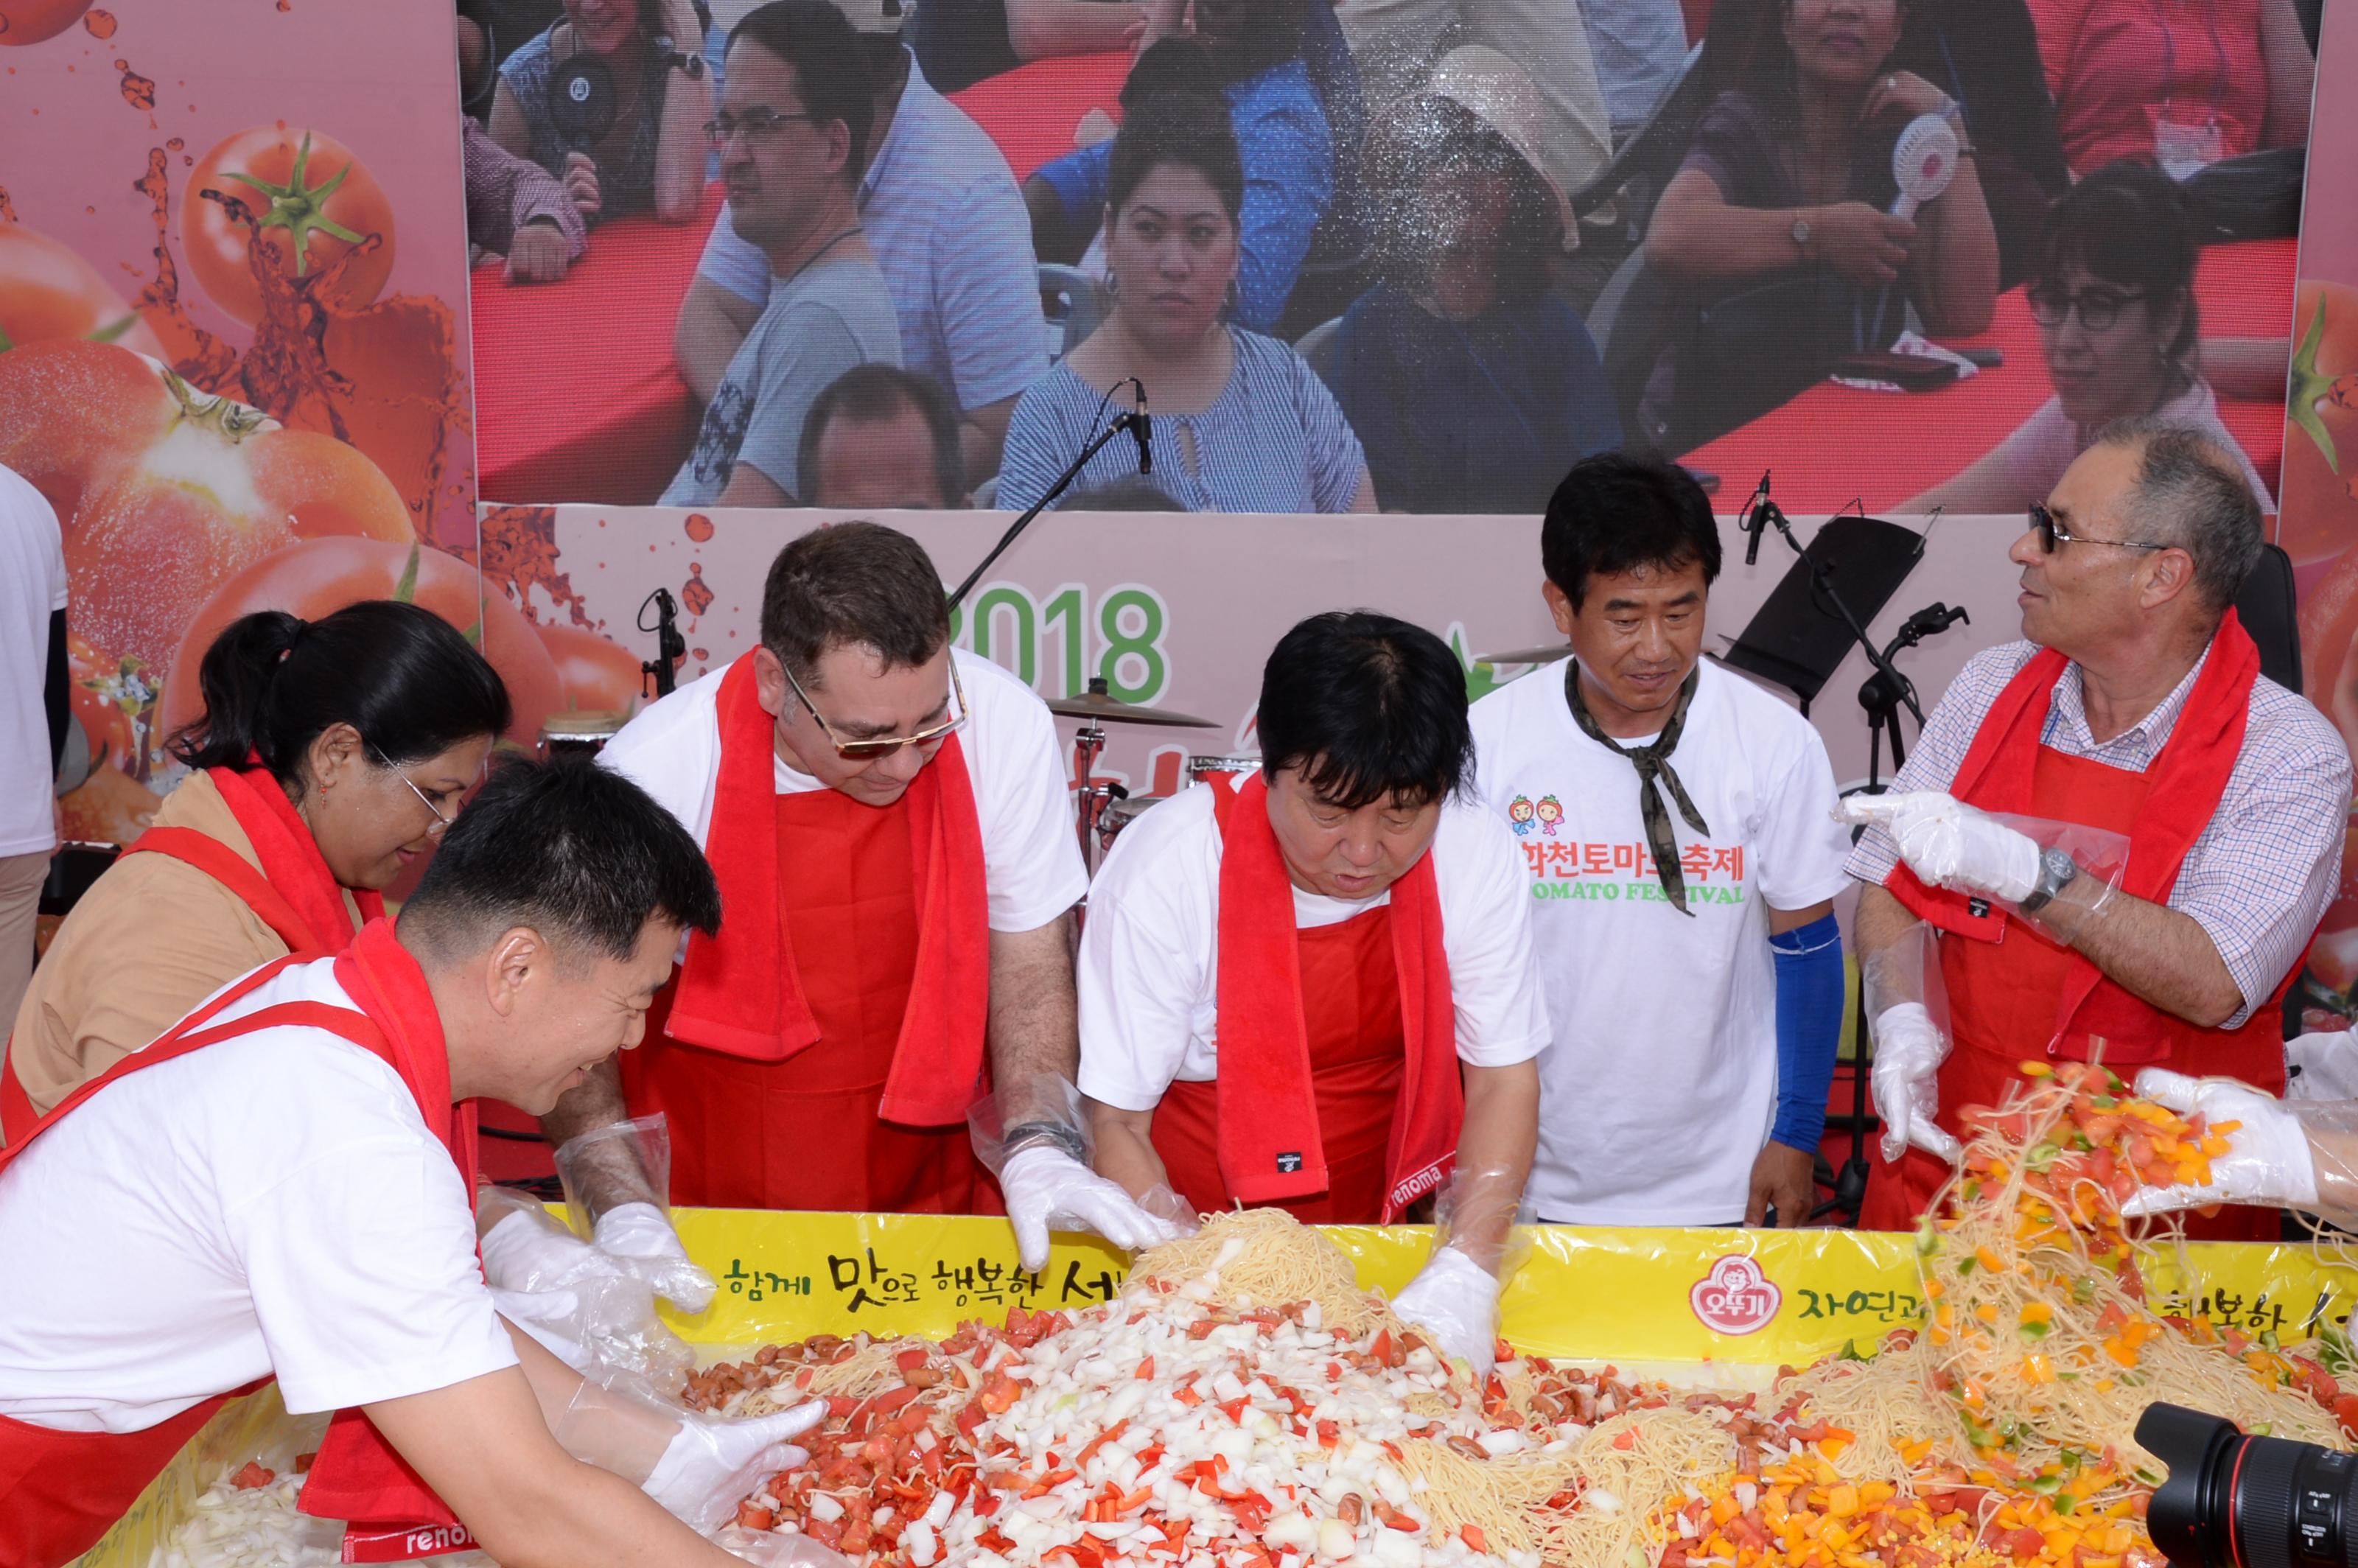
left=1080, top=613, right=1547, bottom=1373
left=547, top=522, right=1176, bottom=1270
left=0, top=759, right=815, bottom=1568
left=1848, top=424, right=2351, bottom=1237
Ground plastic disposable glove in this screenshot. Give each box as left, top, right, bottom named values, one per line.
left=492, top=1285, right=590, bottom=1367
left=1870, top=1001, right=1961, bottom=1163
left=2289, top=1029, right=2358, bottom=1102
left=1001, top=1144, right=1189, bottom=1273
left=1391, top=1246, right=1504, bottom=1377
left=2117, top=1069, right=2319, bottom=1216
left=482, top=1200, right=625, bottom=1294
left=645, top=1401, right=826, bottom=1533
left=1841, top=791, right=2040, bottom=902
left=595, top=1200, right=717, bottom=1315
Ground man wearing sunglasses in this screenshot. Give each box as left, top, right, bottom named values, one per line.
left=1844, top=421, right=2350, bottom=1236
left=549, top=523, right=1180, bottom=1273
left=660, top=1, right=904, bottom=510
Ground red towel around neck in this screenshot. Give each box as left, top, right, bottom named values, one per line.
left=211, top=763, right=384, bottom=948
left=1885, top=612, right=2262, bottom=1049
left=665, top=653, right=992, bottom=1125
left=1209, top=774, right=1462, bottom=1218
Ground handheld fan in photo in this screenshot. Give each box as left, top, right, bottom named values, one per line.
left=1889, top=113, right=1961, bottom=220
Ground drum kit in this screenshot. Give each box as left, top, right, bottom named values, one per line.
left=1046, top=678, right=1256, bottom=872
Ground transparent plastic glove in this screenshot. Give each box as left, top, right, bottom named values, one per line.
left=493, top=1285, right=590, bottom=1367
left=2117, top=1069, right=2320, bottom=1215
left=480, top=1189, right=624, bottom=1294
left=970, top=1074, right=1187, bottom=1270
left=643, top=1401, right=825, bottom=1534
left=595, top=1201, right=716, bottom=1315
left=999, top=1145, right=1189, bottom=1273
left=1839, top=791, right=2040, bottom=901
left=559, top=1374, right=824, bottom=1535
left=1392, top=1247, right=1503, bottom=1376
left=1870, top=1002, right=1961, bottom=1163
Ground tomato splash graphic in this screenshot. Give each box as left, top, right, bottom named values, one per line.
left=0, top=189, right=15, bottom=222
left=114, top=60, right=152, bottom=111
left=82, top=7, right=112, bottom=37
left=480, top=505, right=595, bottom=629
left=684, top=513, right=714, bottom=542
left=681, top=563, right=714, bottom=617
left=130, top=147, right=235, bottom=390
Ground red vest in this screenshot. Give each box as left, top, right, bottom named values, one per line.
left=1150, top=775, right=1462, bottom=1222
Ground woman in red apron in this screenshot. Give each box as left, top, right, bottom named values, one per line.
left=3, top=601, right=508, bottom=1141
left=1080, top=614, right=1545, bottom=1372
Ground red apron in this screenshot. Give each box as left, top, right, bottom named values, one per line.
left=1859, top=745, right=2292, bottom=1238
left=1155, top=904, right=1408, bottom=1222
left=1, top=766, right=380, bottom=1144
left=0, top=934, right=472, bottom=1568
left=622, top=785, right=993, bottom=1214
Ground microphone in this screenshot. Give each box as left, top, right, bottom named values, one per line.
left=1901, top=601, right=1970, bottom=640
left=1887, top=113, right=1960, bottom=220
left=1742, top=470, right=1771, bottom=567
left=1127, top=381, right=1153, bottom=475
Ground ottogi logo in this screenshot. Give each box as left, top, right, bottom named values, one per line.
left=1689, top=1254, right=1781, bottom=1336
left=1276, top=1151, right=1304, bottom=1174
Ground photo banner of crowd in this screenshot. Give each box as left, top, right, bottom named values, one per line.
left=462, top=0, right=2320, bottom=518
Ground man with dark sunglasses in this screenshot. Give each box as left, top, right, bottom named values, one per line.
left=546, top=522, right=1178, bottom=1273
left=1843, top=420, right=2350, bottom=1236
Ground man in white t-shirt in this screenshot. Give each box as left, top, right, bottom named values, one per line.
left=1082, top=612, right=1547, bottom=1372
left=552, top=522, right=1175, bottom=1272
left=0, top=759, right=818, bottom=1568
left=675, top=0, right=1048, bottom=483
left=0, top=463, right=66, bottom=1037
left=1470, top=453, right=1855, bottom=1228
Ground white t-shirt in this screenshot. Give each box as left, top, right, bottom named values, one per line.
left=0, top=955, right=515, bottom=1432
left=1469, top=659, right=1854, bottom=1225
left=0, top=464, right=66, bottom=857
left=601, top=649, right=1088, bottom=934
left=1077, top=785, right=1550, bottom=1111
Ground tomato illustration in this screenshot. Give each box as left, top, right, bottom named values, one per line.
left=184, top=128, right=396, bottom=327
left=2298, top=539, right=2358, bottom=767
left=0, top=0, right=93, bottom=45
left=2280, top=281, right=2358, bottom=567
left=536, top=621, right=650, bottom=715
left=0, top=343, right=415, bottom=672
left=160, top=537, right=563, bottom=749
left=0, top=224, right=167, bottom=358
left=67, top=633, right=152, bottom=773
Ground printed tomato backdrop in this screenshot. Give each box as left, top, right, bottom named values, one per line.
left=0, top=1, right=648, bottom=846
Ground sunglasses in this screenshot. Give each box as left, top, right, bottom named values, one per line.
left=2029, top=503, right=2168, bottom=556
left=781, top=658, right=968, bottom=761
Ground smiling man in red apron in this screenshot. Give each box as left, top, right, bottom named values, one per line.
left=1847, top=421, right=2351, bottom=1237
left=549, top=521, right=1175, bottom=1271
left=0, top=760, right=816, bottom=1568
left=1080, top=612, right=1547, bottom=1373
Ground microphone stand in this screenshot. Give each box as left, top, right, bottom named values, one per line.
left=637, top=587, right=685, bottom=700
left=1751, top=495, right=1925, bottom=730
left=948, top=412, right=1148, bottom=610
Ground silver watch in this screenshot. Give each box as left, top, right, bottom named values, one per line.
left=2018, top=846, right=2078, bottom=914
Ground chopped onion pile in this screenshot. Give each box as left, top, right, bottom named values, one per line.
left=699, top=1267, right=1795, bottom=1568
left=150, top=1460, right=490, bottom=1568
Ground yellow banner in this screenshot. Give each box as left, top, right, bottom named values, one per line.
left=77, top=1214, right=2358, bottom=1567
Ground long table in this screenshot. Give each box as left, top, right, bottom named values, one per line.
left=1682, top=238, right=2298, bottom=514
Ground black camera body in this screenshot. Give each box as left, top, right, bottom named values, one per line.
left=2140, top=1403, right=2358, bottom=1568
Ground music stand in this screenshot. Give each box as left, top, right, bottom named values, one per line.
left=1720, top=514, right=1926, bottom=715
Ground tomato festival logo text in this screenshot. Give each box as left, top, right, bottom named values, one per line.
left=1689, top=1254, right=1782, bottom=1335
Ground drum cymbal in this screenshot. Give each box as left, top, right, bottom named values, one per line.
left=1049, top=690, right=1217, bottom=728
left=1472, top=644, right=1570, bottom=667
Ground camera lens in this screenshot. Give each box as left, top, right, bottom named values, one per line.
left=2139, top=1403, right=2358, bottom=1568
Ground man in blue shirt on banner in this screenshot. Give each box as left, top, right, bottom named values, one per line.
left=1470, top=453, right=1855, bottom=1227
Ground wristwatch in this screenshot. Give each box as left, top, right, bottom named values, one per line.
left=656, top=41, right=706, bottom=78
left=1790, top=215, right=1813, bottom=262
left=2018, top=847, right=2079, bottom=914
left=1003, top=1121, right=1088, bottom=1164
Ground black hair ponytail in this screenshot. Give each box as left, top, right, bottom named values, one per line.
left=169, top=600, right=514, bottom=791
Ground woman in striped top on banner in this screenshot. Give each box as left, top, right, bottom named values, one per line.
left=1000, top=61, right=1377, bottom=515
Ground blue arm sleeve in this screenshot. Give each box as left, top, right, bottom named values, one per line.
left=1035, top=140, right=1113, bottom=232
left=1768, top=911, right=1844, bottom=1154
